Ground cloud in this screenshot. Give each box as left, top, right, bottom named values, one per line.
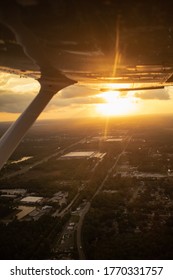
left=0, top=72, right=103, bottom=114
left=0, top=85, right=101, bottom=113
left=58, top=84, right=100, bottom=98
left=0, top=72, right=41, bottom=113
left=0, top=72, right=40, bottom=92
left=47, top=84, right=103, bottom=110
left=0, top=72, right=39, bottom=113
left=0, top=91, right=35, bottom=113
left=48, top=95, right=104, bottom=110
left=134, top=89, right=170, bottom=100
left=3, top=71, right=171, bottom=116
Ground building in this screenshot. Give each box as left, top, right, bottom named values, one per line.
left=20, top=196, right=43, bottom=204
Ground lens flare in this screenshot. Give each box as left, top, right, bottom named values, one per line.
left=96, top=90, right=137, bottom=116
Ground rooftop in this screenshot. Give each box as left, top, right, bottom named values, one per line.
left=61, top=151, right=95, bottom=158
left=20, top=196, right=43, bottom=203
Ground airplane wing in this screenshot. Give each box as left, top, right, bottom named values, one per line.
left=0, top=0, right=173, bottom=169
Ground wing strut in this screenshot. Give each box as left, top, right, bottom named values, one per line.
left=0, top=83, right=65, bottom=170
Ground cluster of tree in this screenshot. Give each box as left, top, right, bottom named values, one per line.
left=84, top=229, right=173, bottom=259
left=83, top=204, right=173, bottom=259
left=0, top=204, right=13, bottom=219
left=82, top=174, right=173, bottom=259
left=0, top=216, right=63, bottom=259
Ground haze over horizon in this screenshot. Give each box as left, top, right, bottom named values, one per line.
left=1, top=71, right=173, bottom=122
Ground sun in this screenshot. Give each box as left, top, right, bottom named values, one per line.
left=96, top=90, right=137, bottom=116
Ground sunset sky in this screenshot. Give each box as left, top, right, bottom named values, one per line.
left=1, top=0, right=173, bottom=125
left=1, top=71, right=173, bottom=122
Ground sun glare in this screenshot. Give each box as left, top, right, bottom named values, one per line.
left=96, top=90, right=137, bottom=116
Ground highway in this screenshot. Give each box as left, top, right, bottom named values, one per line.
left=76, top=202, right=91, bottom=260
left=76, top=135, right=132, bottom=259
left=52, top=192, right=80, bottom=218
left=92, top=136, right=131, bottom=199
